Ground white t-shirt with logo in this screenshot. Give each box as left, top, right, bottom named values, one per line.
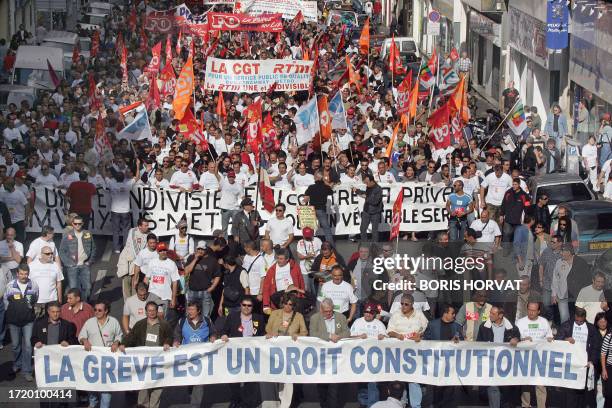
left=350, top=317, right=387, bottom=338
left=572, top=322, right=589, bottom=345
left=274, top=263, right=292, bottom=292
left=170, top=170, right=198, bottom=190
left=134, top=248, right=159, bottom=275
left=293, top=173, right=315, bottom=187
left=108, top=179, right=135, bottom=213
left=29, top=260, right=64, bottom=303
left=481, top=173, right=512, bottom=206
left=145, top=258, right=180, bottom=300
left=516, top=316, right=553, bottom=341
left=318, top=281, right=358, bottom=313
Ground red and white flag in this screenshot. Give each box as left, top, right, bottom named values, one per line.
left=427, top=102, right=452, bottom=150
left=145, top=42, right=162, bottom=75
left=389, top=188, right=404, bottom=241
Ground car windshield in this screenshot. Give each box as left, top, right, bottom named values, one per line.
left=41, top=41, right=74, bottom=53
left=574, top=211, right=612, bottom=235
left=538, top=183, right=592, bottom=205
left=383, top=41, right=417, bottom=55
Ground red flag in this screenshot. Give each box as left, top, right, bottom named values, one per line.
left=359, top=18, right=370, bottom=55
left=88, top=74, right=100, bottom=111
left=140, top=25, right=148, bottom=53
left=216, top=91, right=227, bottom=119
left=178, top=107, right=199, bottom=137
left=389, top=188, right=404, bottom=241
left=244, top=100, right=263, bottom=154
left=408, top=79, right=419, bottom=120
left=145, top=42, right=162, bottom=75
left=388, top=34, right=404, bottom=74
left=72, top=44, right=80, bottom=65
left=115, top=32, right=124, bottom=53
left=346, top=55, right=361, bottom=93
left=336, top=29, right=346, bottom=54
left=290, top=10, right=304, bottom=30
left=121, top=43, right=128, bottom=84
left=449, top=74, right=470, bottom=124
left=395, top=71, right=412, bottom=114
left=259, top=169, right=275, bottom=213
left=146, top=76, right=160, bottom=111
left=266, top=82, right=278, bottom=96
left=427, top=102, right=451, bottom=149
left=91, top=31, right=99, bottom=58
left=427, top=48, right=438, bottom=77
left=450, top=47, right=459, bottom=62
left=165, top=35, right=173, bottom=66
left=159, top=63, right=176, bottom=97
left=262, top=113, right=280, bottom=152
left=176, top=30, right=182, bottom=56
left=119, top=101, right=144, bottom=116
left=47, top=59, right=60, bottom=88
left=94, top=113, right=111, bottom=157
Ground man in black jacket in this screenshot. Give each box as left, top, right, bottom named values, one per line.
left=304, top=171, right=335, bottom=245
left=500, top=178, right=531, bottom=251
left=529, top=194, right=551, bottom=233
left=231, top=198, right=261, bottom=250
left=31, top=301, right=78, bottom=349
left=554, top=307, right=598, bottom=407
left=221, top=295, right=266, bottom=408
left=353, top=174, right=383, bottom=242
left=477, top=306, right=520, bottom=408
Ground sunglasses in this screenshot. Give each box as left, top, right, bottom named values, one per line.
left=73, top=222, right=83, bottom=226
left=275, top=209, right=284, bottom=212
left=42, top=252, right=53, bottom=255
left=241, top=304, right=253, bottom=307
left=94, top=308, right=105, bottom=312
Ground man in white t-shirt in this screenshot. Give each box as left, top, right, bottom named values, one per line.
left=318, top=266, right=358, bottom=322
left=350, top=302, right=386, bottom=339
left=143, top=242, right=180, bottom=316
left=295, top=227, right=322, bottom=293
left=107, top=173, right=135, bottom=253
left=479, top=165, right=512, bottom=221
left=469, top=209, right=502, bottom=252
left=29, top=246, right=64, bottom=316
left=575, top=272, right=609, bottom=323
left=26, top=226, right=60, bottom=267
left=264, top=204, right=294, bottom=249
left=516, top=302, right=553, bottom=408
left=170, top=161, right=198, bottom=191
left=219, top=171, right=244, bottom=239
left=199, top=161, right=221, bottom=190
left=0, top=179, right=29, bottom=243
left=132, top=234, right=159, bottom=289
left=0, top=227, right=24, bottom=274
left=242, top=241, right=265, bottom=301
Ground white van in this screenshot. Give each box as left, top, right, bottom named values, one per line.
left=79, top=13, right=108, bottom=31
left=41, top=31, right=91, bottom=70
left=11, top=46, right=65, bottom=90
left=0, top=84, right=37, bottom=112
left=380, top=37, right=420, bottom=60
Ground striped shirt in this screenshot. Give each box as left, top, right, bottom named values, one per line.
left=601, top=332, right=612, bottom=366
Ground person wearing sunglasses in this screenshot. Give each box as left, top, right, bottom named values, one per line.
left=58, top=215, right=95, bottom=302
left=169, top=159, right=198, bottom=192
left=143, top=242, right=180, bottom=317
left=168, top=219, right=195, bottom=264
left=29, top=246, right=64, bottom=319
left=221, top=295, right=266, bottom=408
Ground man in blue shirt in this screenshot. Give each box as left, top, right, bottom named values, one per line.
left=446, top=180, right=474, bottom=241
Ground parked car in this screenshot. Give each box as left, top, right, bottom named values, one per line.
left=551, top=201, right=612, bottom=264
left=593, top=248, right=612, bottom=289
left=380, top=37, right=420, bottom=61
left=527, top=173, right=595, bottom=213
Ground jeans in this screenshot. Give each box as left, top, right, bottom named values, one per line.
left=408, top=383, right=422, bottom=408
left=449, top=218, right=468, bottom=241
left=0, top=299, right=5, bottom=344
left=66, top=264, right=92, bottom=301
left=88, top=392, right=112, bottom=408
left=111, top=212, right=131, bottom=251
left=360, top=212, right=380, bottom=242
left=558, top=298, right=570, bottom=324
left=221, top=209, right=238, bottom=239
left=357, top=382, right=379, bottom=407
left=187, top=289, right=214, bottom=318
left=542, top=288, right=553, bottom=321
left=11, top=220, right=25, bottom=244
left=316, top=209, right=334, bottom=245
left=9, top=322, right=33, bottom=374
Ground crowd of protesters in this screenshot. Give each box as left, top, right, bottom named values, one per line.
left=1, top=0, right=612, bottom=407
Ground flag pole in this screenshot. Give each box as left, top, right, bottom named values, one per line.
left=479, top=99, right=521, bottom=152
left=255, top=150, right=262, bottom=212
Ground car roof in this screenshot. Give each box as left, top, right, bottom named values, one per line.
left=529, top=173, right=585, bottom=185
left=561, top=201, right=612, bottom=211
left=43, top=31, right=78, bottom=44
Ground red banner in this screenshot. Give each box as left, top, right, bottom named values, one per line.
left=427, top=102, right=451, bottom=150
left=145, top=10, right=177, bottom=33
left=180, top=23, right=210, bottom=38
left=208, top=13, right=283, bottom=32
left=390, top=188, right=404, bottom=241
left=159, top=64, right=176, bottom=98
left=145, top=42, right=162, bottom=75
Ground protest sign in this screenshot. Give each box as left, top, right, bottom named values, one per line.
left=204, top=58, right=314, bottom=93
left=27, top=183, right=451, bottom=236
left=237, top=0, right=317, bottom=22
left=208, top=13, right=283, bottom=32
left=35, top=337, right=587, bottom=391
left=297, top=206, right=318, bottom=230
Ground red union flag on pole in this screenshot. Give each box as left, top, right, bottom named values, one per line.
left=427, top=102, right=452, bottom=149
left=395, top=71, right=412, bottom=114
left=389, top=188, right=404, bottom=241
left=145, top=42, right=162, bottom=75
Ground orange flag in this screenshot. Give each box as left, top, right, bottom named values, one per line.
left=359, top=18, right=370, bottom=55
left=172, top=53, right=194, bottom=120
left=386, top=123, right=400, bottom=162
left=450, top=74, right=470, bottom=124
left=408, top=79, right=419, bottom=120
left=216, top=91, right=227, bottom=119
left=317, top=95, right=332, bottom=143
left=346, top=55, right=361, bottom=93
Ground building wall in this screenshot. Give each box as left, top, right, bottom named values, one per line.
left=0, top=0, right=10, bottom=41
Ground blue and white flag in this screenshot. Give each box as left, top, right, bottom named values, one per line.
left=117, top=110, right=152, bottom=141
left=295, top=97, right=320, bottom=146
left=328, top=91, right=348, bottom=130
left=439, top=66, right=459, bottom=93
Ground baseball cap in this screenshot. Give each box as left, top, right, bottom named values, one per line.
left=302, top=227, right=314, bottom=239
left=14, top=170, right=26, bottom=179
left=156, top=242, right=168, bottom=252
left=227, top=171, right=236, bottom=178
left=196, top=240, right=207, bottom=249
left=363, top=303, right=378, bottom=314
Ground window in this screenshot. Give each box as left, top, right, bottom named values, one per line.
left=574, top=211, right=612, bottom=235
left=538, top=183, right=592, bottom=205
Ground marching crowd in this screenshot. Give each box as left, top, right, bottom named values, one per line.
left=0, top=0, right=612, bottom=407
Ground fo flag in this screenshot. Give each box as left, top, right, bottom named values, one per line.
left=390, top=188, right=404, bottom=241
left=294, top=97, right=320, bottom=146
left=427, top=103, right=451, bottom=149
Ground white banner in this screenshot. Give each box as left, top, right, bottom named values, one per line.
left=35, top=337, right=587, bottom=391
left=238, top=0, right=317, bottom=22
left=27, top=183, right=451, bottom=236
left=204, top=58, right=314, bottom=93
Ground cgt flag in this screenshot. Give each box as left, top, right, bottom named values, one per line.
left=145, top=42, right=162, bottom=75
left=427, top=102, right=451, bottom=149
left=294, top=97, right=320, bottom=146
left=390, top=187, right=404, bottom=241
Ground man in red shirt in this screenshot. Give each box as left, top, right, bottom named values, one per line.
left=65, top=172, right=97, bottom=229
